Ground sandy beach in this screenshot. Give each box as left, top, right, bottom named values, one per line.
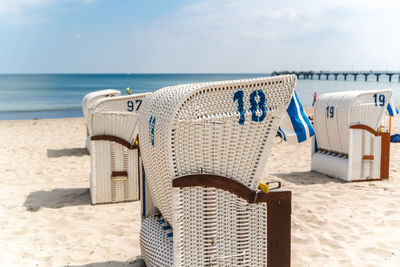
left=0, top=114, right=399, bottom=266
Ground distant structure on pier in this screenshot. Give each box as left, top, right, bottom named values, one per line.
left=272, top=70, right=400, bottom=82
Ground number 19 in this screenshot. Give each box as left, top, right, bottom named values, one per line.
left=326, top=106, right=334, bottom=118
left=373, top=93, right=385, bottom=107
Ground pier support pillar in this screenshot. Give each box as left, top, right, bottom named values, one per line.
left=271, top=70, right=399, bottom=83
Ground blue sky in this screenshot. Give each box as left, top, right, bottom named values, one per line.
left=0, top=0, right=400, bottom=73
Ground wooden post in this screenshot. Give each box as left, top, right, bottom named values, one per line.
left=380, top=132, right=390, bottom=179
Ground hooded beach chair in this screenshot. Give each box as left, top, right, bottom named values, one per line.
left=82, top=89, right=121, bottom=152
left=89, top=93, right=152, bottom=204
left=138, top=76, right=296, bottom=267
left=311, top=89, right=397, bottom=182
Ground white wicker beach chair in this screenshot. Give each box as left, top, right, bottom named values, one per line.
left=311, top=89, right=394, bottom=182
left=82, top=89, right=121, bottom=152
left=138, top=76, right=296, bottom=267
left=89, top=93, right=152, bottom=204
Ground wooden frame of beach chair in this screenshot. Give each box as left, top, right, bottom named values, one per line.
left=138, top=76, right=296, bottom=266
left=82, top=89, right=121, bottom=152
left=311, top=89, right=393, bottom=182
left=89, top=93, right=152, bottom=204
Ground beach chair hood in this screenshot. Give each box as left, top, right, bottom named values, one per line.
left=138, top=75, right=296, bottom=223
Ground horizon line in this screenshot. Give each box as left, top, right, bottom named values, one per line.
left=0, top=72, right=272, bottom=75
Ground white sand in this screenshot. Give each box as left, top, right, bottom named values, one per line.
left=0, top=116, right=399, bottom=266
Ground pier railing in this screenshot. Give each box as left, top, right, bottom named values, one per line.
left=272, top=71, right=400, bottom=82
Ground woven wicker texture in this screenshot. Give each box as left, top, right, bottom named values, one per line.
left=171, top=187, right=268, bottom=267
left=140, top=215, right=174, bottom=267
left=90, top=93, right=152, bottom=204
left=82, top=89, right=121, bottom=151
left=140, top=188, right=268, bottom=267
left=138, top=75, right=296, bottom=222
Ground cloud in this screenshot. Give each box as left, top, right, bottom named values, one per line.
left=128, top=0, right=400, bottom=72
left=0, top=0, right=53, bottom=15
left=1, top=0, right=399, bottom=72
left=0, top=0, right=96, bottom=18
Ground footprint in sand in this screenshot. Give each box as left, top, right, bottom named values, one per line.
left=26, top=205, right=41, bottom=212
left=384, top=210, right=398, bottom=216
left=386, top=219, right=400, bottom=228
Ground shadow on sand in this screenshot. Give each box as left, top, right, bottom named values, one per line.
left=273, top=171, right=344, bottom=185
left=64, top=258, right=146, bottom=267
left=24, top=188, right=91, bottom=212
left=47, top=148, right=89, bottom=158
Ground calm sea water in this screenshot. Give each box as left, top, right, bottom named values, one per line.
left=0, top=74, right=399, bottom=120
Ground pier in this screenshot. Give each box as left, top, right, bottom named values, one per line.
left=271, top=71, right=400, bottom=82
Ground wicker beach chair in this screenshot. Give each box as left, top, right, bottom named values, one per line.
left=89, top=93, right=152, bottom=204
left=82, top=89, right=121, bottom=152
left=311, top=89, right=395, bottom=181
left=138, top=76, right=296, bottom=267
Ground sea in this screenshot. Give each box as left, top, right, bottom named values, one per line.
left=0, top=73, right=399, bottom=120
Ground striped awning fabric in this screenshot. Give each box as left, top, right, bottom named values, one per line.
left=387, top=99, right=399, bottom=117
left=278, top=90, right=315, bottom=143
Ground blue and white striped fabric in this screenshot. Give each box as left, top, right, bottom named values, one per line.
left=277, top=90, right=315, bottom=143
left=387, top=99, right=399, bottom=117
left=158, top=217, right=173, bottom=238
